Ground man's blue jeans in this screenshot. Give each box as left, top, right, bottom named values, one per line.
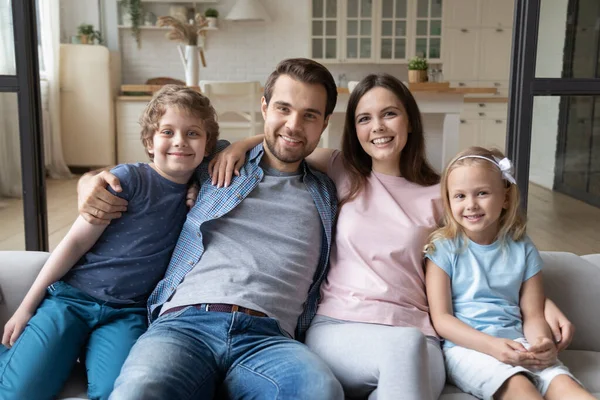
left=0, top=281, right=146, bottom=400
left=110, top=305, right=344, bottom=400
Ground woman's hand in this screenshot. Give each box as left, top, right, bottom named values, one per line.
left=489, top=338, right=539, bottom=367
left=2, top=308, right=34, bottom=348
left=208, top=141, right=249, bottom=188
left=78, top=170, right=128, bottom=225
left=544, top=298, right=575, bottom=351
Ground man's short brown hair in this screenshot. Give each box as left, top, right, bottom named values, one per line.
left=263, top=58, right=337, bottom=117
left=139, top=85, right=219, bottom=160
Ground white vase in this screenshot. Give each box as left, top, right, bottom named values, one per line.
left=177, top=45, right=199, bottom=86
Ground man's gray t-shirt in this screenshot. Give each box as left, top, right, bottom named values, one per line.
left=161, top=164, right=323, bottom=337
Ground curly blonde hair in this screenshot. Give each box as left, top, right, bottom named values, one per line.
left=425, top=146, right=526, bottom=253
left=139, top=85, right=219, bottom=160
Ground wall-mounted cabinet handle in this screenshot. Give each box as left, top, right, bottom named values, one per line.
left=478, top=103, right=486, bottom=107
left=494, top=82, right=501, bottom=87
left=460, top=119, right=466, bottom=124
left=458, top=82, right=466, bottom=86
left=460, top=28, right=468, bottom=33
left=495, top=120, right=503, bottom=124
left=496, top=28, right=504, bottom=32
left=479, top=112, right=486, bottom=117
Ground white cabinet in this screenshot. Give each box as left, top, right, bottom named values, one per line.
left=414, top=0, right=442, bottom=60
left=379, top=0, right=409, bottom=61
left=116, top=99, right=149, bottom=164
left=480, top=0, right=514, bottom=27
left=458, top=119, right=480, bottom=153
left=478, top=28, right=512, bottom=81
left=344, top=0, right=376, bottom=62
left=481, top=118, right=507, bottom=152
left=443, top=28, right=479, bottom=81
left=458, top=103, right=508, bottom=154
left=443, top=0, right=480, bottom=27
left=310, top=0, right=442, bottom=63
left=311, top=0, right=341, bottom=62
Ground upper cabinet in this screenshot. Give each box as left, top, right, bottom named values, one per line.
left=443, top=0, right=480, bottom=28
left=480, top=0, right=513, bottom=28
left=310, top=0, right=442, bottom=63
left=414, top=0, right=442, bottom=59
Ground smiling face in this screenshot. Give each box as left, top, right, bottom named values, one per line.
left=447, top=164, right=509, bottom=245
left=147, top=106, right=208, bottom=184
left=261, top=74, right=329, bottom=173
left=354, top=87, right=409, bottom=176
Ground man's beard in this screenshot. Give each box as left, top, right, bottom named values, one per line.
left=264, top=132, right=310, bottom=164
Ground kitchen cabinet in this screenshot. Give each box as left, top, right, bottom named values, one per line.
left=480, top=0, right=513, bottom=28
left=310, top=0, right=442, bottom=63
left=458, top=102, right=508, bottom=154
left=443, top=0, right=480, bottom=28
left=413, top=0, right=442, bottom=59
left=478, top=28, right=512, bottom=81
left=442, top=28, right=479, bottom=81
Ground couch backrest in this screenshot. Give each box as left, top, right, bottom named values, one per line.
left=0, top=251, right=49, bottom=326
left=540, top=251, right=600, bottom=352
left=1, top=251, right=599, bottom=353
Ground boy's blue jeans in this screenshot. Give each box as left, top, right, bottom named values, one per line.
left=110, top=305, right=344, bottom=400
left=0, top=281, right=146, bottom=400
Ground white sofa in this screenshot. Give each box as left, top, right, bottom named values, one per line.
left=0, top=251, right=599, bottom=399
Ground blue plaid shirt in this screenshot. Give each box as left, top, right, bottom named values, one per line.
left=147, top=143, right=337, bottom=341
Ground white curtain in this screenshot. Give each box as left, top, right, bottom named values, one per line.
left=0, top=0, right=21, bottom=198
left=39, top=0, right=71, bottom=179
left=0, top=0, right=71, bottom=199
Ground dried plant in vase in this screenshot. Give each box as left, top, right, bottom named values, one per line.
left=158, top=13, right=209, bottom=87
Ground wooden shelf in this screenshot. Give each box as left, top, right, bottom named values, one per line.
left=117, top=26, right=218, bottom=31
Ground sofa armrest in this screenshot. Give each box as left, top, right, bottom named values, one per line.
left=0, top=251, right=50, bottom=327
left=540, top=251, right=600, bottom=352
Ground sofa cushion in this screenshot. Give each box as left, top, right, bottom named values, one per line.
left=561, top=350, right=600, bottom=394
left=540, top=252, right=600, bottom=352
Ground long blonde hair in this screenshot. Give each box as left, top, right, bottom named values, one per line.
left=425, top=146, right=526, bottom=253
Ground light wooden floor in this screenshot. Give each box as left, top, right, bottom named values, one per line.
left=1, top=178, right=599, bottom=255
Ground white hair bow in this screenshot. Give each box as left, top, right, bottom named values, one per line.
left=455, top=155, right=517, bottom=185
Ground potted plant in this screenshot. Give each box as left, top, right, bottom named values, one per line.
left=408, top=56, right=428, bottom=83
left=205, top=8, right=219, bottom=28
left=121, top=0, right=142, bottom=48
left=77, top=23, right=102, bottom=45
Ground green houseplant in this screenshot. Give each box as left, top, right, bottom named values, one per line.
left=77, top=23, right=102, bottom=45
left=121, top=0, right=142, bottom=47
left=407, top=56, right=428, bottom=83
left=205, top=8, right=219, bottom=28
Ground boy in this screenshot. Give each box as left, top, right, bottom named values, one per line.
left=0, top=85, right=219, bottom=400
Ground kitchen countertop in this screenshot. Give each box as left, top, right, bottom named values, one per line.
left=117, top=82, right=499, bottom=102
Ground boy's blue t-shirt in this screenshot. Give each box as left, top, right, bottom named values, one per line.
left=63, top=163, right=188, bottom=306
left=425, top=235, right=543, bottom=348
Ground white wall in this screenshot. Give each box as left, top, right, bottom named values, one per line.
left=59, top=0, right=100, bottom=43
left=59, top=0, right=411, bottom=84
left=529, top=0, right=568, bottom=189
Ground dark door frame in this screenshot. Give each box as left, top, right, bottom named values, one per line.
left=0, top=0, right=47, bottom=251
left=508, top=0, right=600, bottom=211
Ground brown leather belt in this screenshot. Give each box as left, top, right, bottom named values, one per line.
left=163, top=303, right=267, bottom=318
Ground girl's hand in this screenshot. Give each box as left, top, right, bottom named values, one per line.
left=528, top=337, right=558, bottom=368
left=208, top=142, right=248, bottom=188
left=2, top=308, right=34, bottom=348
left=544, top=298, right=575, bottom=351
left=490, top=338, right=538, bottom=367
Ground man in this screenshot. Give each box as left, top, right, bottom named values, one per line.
left=78, top=58, right=344, bottom=400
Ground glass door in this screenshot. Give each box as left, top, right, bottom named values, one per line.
left=0, top=0, right=47, bottom=251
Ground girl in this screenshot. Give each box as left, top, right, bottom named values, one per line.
left=0, top=85, right=219, bottom=400
left=425, top=146, right=593, bottom=400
